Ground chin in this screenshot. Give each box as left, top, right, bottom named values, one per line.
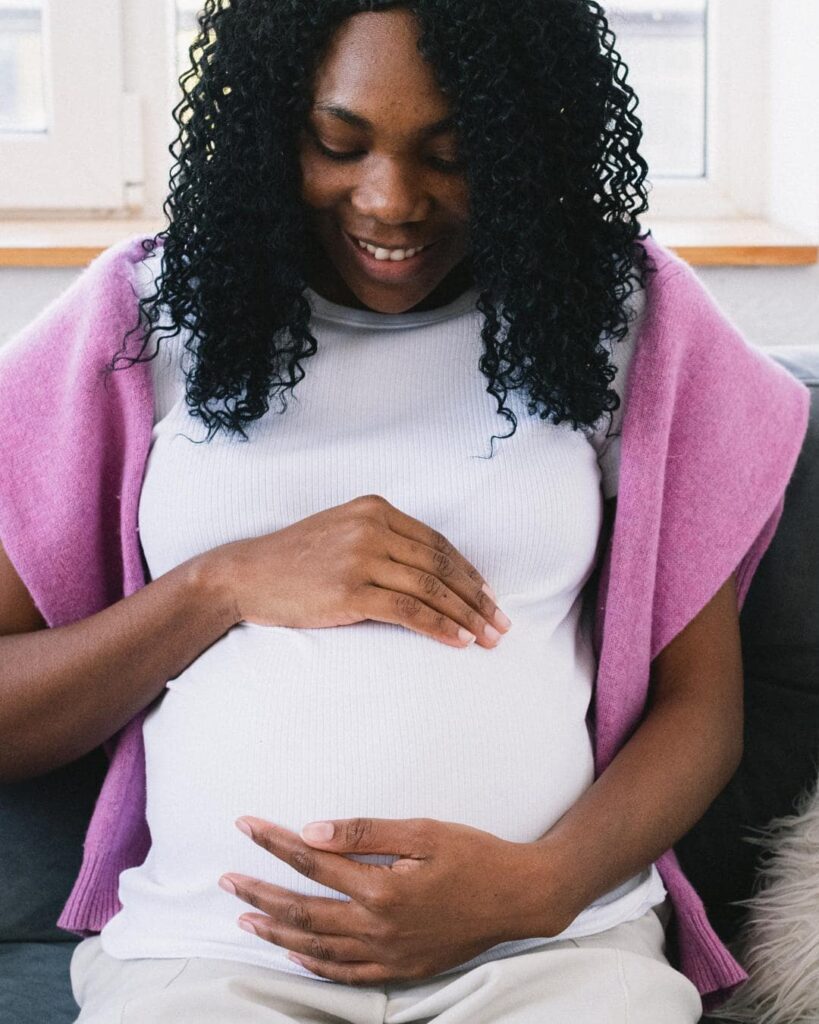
left=332, top=262, right=446, bottom=312
left=352, top=287, right=438, bottom=314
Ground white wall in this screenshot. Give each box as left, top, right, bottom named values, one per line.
left=2, top=263, right=818, bottom=352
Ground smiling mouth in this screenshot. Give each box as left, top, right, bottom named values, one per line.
left=339, top=229, right=444, bottom=281
left=343, top=230, right=439, bottom=256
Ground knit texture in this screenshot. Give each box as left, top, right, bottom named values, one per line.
left=0, top=232, right=810, bottom=1012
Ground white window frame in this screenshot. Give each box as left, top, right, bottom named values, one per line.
left=644, top=0, right=770, bottom=221
left=0, top=0, right=816, bottom=245
left=0, top=0, right=133, bottom=211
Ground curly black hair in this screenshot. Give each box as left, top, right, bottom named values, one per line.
left=108, top=0, right=655, bottom=457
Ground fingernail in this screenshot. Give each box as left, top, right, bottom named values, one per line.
left=457, top=627, right=477, bottom=645
left=238, top=919, right=257, bottom=935
left=302, top=821, right=334, bottom=841
left=494, top=608, right=512, bottom=630
left=481, top=583, right=498, bottom=602
left=218, top=876, right=237, bottom=895
left=235, top=819, right=253, bottom=837
left=484, top=623, right=502, bottom=643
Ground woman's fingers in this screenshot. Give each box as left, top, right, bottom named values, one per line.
left=383, top=502, right=490, bottom=596
left=388, top=532, right=510, bottom=646
left=358, top=560, right=509, bottom=650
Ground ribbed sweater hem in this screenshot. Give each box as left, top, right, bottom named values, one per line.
left=57, top=846, right=133, bottom=938
left=656, top=850, right=748, bottom=1012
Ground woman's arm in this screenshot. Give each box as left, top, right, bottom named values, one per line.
left=518, top=558, right=744, bottom=935
left=0, top=539, right=238, bottom=783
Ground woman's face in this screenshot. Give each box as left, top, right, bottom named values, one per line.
left=298, top=8, right=472, bottom=314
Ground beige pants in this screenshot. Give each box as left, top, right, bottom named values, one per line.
left=70, top=899, right=703, bottom=1023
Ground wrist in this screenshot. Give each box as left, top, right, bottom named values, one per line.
left=502, top=838, right=581, bottom=942
left=186, top=546, right=243, bottom=629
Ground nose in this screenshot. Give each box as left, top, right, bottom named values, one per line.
left=351, top=159, right=431, bottom=224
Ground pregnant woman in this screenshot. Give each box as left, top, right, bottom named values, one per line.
left=0, top=1, right=810, bottom=1022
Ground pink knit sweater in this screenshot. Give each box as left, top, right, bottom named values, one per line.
left=0, top=232, right=810, bottom=1012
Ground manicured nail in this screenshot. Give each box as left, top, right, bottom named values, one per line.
left=457, top=627, right=476, bottom=645
left=218, top=876, right=236, bottom=895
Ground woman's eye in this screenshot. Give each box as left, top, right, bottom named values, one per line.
left=314, top=137, right=464, bottom=173
left=427, top=156, right=466, bottom=173
left=315, top=140, right=363, bottom=162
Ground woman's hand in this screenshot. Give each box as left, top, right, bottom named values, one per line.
left=218, top=815, right=574, bottom=986
left=213, top=494, right=511, bottom=650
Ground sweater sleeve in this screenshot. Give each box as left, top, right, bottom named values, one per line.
left=616, top=241, right=811, bottom=666
left=0, top=234, right=155, bottom=629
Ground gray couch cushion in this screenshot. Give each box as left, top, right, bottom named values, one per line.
left=0, top=745, right=107, bottom=942
left=0, top=942, right=79, bottom=1023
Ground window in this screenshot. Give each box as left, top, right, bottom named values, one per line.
left=0, top=0, right=46, bottom=132
left=176, top=0, right=200, bottom=74
left=606, top=1, right=707, bottom=179
left=0, top=0, right=128, bottom=211
left=609, top=0, right=772, bottom=220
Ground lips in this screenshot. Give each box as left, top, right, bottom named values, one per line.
left=345, top=230, right=437, bottom=251
left=340, top=227, right=442, bottom=283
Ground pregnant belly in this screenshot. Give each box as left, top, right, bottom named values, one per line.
left=141, top=615, right=596, bottom=899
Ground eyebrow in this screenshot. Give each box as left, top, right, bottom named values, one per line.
left=312, top=103, right=456, bottom=138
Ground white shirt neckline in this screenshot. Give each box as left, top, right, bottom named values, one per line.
left=304, top=284, right=481, bottom=330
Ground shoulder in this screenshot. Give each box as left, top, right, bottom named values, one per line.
left=130, top=237, right=164, bottom=298
left=77, top=232, right=164, bottom=301
left=635, top=232, right=688, bottom=282
left=109, top=234, right=167, bottom=312
left=103, top=232, right=164, bottom=270
left=636, top=232, right=720, bottom=319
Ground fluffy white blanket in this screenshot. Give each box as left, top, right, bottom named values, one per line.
left=708, top=769, right=819, bottom=1023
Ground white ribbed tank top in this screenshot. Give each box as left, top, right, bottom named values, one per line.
left=100, top=252, right=666, bottom=979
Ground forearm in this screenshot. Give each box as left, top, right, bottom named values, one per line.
left=0, top=550, right=238, bottom=783
left=517, top=691, right=743, bottom=939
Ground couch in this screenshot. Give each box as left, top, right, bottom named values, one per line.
left=1, top=344, right=817, bottom=1024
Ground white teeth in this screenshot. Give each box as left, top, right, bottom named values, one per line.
left=356, top=238, right=425, bottom=261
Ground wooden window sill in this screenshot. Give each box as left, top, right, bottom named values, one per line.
left=0, top=216, right=816, bottom=268
left=645, top=218, right=818, bottom=266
